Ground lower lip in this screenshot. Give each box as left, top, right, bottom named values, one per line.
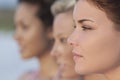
left=20, top=48, right=25, bottom=53
left=73, top=55, right=83, bottom=62
left=20, top=49, right=23, bottom=53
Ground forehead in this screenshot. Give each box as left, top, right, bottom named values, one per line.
left=15, top=2, right=38, bottom=22
left=74, top=0, right=99, bottom=19
left=73, top=0, right=112, bottom=24
left=53, top=12, right=74, bottom=36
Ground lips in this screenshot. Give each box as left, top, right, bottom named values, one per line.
left=20, top=48, right=24, bottom=53
left=72, top=50, right=83, bottom=62
left=19, top=45, right=26, bottom=53
left=57, top=60, right=70, bottom=70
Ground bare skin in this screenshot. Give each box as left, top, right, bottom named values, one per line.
left=52, top=6, right=107, bottom=80
left=51, top=11, right=81, bottom=80
left=14, top=2, right=58, bottom=80
left=68, top=0, right=120, bottom=80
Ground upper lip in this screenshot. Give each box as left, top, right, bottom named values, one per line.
left=72, top=50, right=83, bottom=57
left=19, top=44, right=26, bottom=52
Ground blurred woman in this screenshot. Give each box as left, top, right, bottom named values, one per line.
left=51, top=0, right=80, bottom=80
left=14, top=0, right=58, bottom=80
left=68, top=0, right=120, bottom=80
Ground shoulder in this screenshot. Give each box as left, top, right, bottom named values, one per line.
left=18, top=70, right=39, bottom=80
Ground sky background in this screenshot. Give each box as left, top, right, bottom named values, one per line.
left=0, top=0, right=17, bottom=8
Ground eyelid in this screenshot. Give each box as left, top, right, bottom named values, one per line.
left=81, top=25, right=94, bottom=31
left=82, top=25, right=91, bottom=28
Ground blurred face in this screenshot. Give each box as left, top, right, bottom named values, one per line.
left=51, top=12, right=79, bottom=78
left=68, top=0, right=120, bottom=75
left=14, top=3, right=49, bottom=59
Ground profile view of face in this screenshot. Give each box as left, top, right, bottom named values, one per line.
left=14, top=2, right=48, bottom=59
left=51, top=12, right=79, bottom=78
left=68, top=0, right=120, bottom=75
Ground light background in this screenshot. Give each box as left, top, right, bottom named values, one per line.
left=0, top=0, right=39, bottom=80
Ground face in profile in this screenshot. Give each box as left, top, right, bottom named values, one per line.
left=51, top=12, right=79, bottom=78
left=14, top=2, right=49, bottom=59
left=68, top=0, right=120, bottom=75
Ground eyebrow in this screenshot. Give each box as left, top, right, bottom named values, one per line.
left=78, top=19, right=94, bottom=23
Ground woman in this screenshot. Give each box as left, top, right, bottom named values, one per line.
left=14, top=0, right=58, bottom=80
left=51, top=0, right=106, bottom=80
left=51, top=0, right=81, bottom=80
left=68, top=0, right=120, bottom=80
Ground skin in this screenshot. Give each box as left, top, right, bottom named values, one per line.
left=68, top=0, right=120, bottom=80
left=51, top=11, right=80, bottom=80
left=14, top=3, right=48, bottom=59
left=51, top=10, right=106, bottom=80
left=14, top=2, right=58, bottom=80
left=84, top=74, right=107, bottom=80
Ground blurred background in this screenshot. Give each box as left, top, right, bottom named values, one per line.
left=0, top=0, right=38, bottom=80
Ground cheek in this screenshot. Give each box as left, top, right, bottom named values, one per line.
left=77, top=30, right=120, bottom=73
left=54, top=44, right=65, bottom=58
left=64, top=45, right=75, bottom=66
left=25, top=29, right=40, bottom=45
left=58, top=45, right=73, bottom=62
left=63, top=45, right=73, bottom=57
left=24, top=30, right=42, bottom=55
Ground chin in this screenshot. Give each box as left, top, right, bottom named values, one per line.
left=21, top=52, right=35, bottom=59
left=75, top=64, right=103, bottom=75
left=61, top=71, right=76, bottom=78
left=75, top=64, right=90, bottom=75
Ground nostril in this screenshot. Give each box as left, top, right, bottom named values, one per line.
left=67, top=37, right=70, bottom=44
left=70, top=42, right=73, bottom=45
left=67, top=37, right=73, bottom=46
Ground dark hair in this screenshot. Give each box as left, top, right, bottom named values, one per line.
left=86, top=0, right=120, bottom=30
left=18, top=0, right=55, bottom=28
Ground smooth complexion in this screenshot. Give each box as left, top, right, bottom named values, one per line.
left=68, top=0, right=120, bottom=77
left=14, top=2, right=58, bottom=80
left=51, top=11, right=80, bottom=80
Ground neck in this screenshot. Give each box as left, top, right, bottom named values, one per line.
left=105, top=66, right=120, bottom=80
left=61, top=76, right=82, bottom=80
left=37, top=51, right=58, bottom=79
left=84, top=74, right=107, bottom=80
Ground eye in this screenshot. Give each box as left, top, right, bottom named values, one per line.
left=60, top=38, right=67, bottom=44
left=22, top=24, right=29, bottom=31
left=82, top=25, right=92, bottom=31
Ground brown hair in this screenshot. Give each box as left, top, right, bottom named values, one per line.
left=86, top=0, right=120, bottom=30
left=18, top=0, right=55, bottom=28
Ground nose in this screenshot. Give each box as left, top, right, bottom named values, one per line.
left=67, top=30, right=79, bottom=47
left=51, top=43, right=61, bottom=58
left=51, top=45, right=56, bottom=57
left=13, top=29, right=21, bottom=44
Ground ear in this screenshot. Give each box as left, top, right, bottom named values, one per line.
left=46, top=27, right=53, bottom=39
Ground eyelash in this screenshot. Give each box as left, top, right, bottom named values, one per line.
left=82, top=25, right=92, bottom=31
left=74, top=25, right=92, bottom=31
